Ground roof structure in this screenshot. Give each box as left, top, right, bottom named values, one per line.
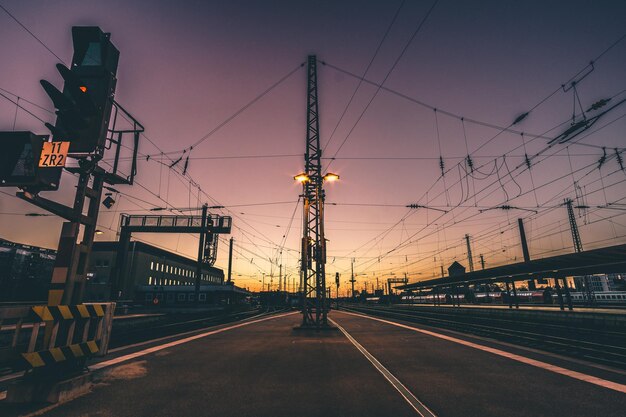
left=399, top=244, right=626, bottom=291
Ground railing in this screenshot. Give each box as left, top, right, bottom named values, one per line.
left=0, top=302, right=115, bottom=372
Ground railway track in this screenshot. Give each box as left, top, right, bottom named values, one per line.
left=108, top=306, right=270, bottom=348
left=339, top=304, right=626, bottom=369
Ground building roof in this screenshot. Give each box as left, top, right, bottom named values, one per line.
left=93, top=241, right=224, bottom=277
left=0, top=238, right=56, bottom=256
left=399, top=243, right=626, bottom=291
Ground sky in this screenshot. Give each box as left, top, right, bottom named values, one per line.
left=0, top=0, right=625, bottom=293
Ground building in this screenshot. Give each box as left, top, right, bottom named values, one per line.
left=87, top=241, right=225, bottom=301
left=0, top=238, right=55, bottom=302
left=574, top=274, right=617, bottom=293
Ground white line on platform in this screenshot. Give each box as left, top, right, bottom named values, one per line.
left=90, top=312, right=296, bottom=371
left=339, top=311, right=626, bottom=395
left=329, top=318, right=437, bottom=417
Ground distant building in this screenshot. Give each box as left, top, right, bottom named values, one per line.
left=447, top=261, right=466, bottom=277
left=573, top=274, right=618, bottom=293
left=87, top=241, right=224, bottom=301
left=0, top=238, right=55, bottom=302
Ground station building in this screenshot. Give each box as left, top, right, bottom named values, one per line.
left=87, top=241, right=225, bottom=301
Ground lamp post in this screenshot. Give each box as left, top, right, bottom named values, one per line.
left=294, top=171, right=339, bottom=329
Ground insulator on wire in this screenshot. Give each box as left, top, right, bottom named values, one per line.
left=513, top=112, right=529, bottom=125
left=586, top=98, right=611, bottom=112
left=439, top=156, right=445, bottom=177
left=524, top=153, right=531, bottom=170
left=598, top=147, right=607, bottom=170
left=182, top=155, right=190, bottom=175
left=616, top=148, right=624, bottom=171
left=466, top=155, right=474, bottom=172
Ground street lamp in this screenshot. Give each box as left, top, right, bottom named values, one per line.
left=323, top=172, right=340, bottom=182
left=294, top=173, right=310, bottom=183
left=293, top=172, right=340, bottom=184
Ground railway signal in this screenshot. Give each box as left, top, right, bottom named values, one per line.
left=0, top=132, right=61, bottom=191
left=41, top=27, right=119, bottom=155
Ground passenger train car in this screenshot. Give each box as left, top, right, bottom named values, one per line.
left=554, top=291, right=626, bottom=304
left=401, top=290, right=626, bottom=305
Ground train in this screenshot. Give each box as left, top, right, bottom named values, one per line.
left=400, top=290, right=626, bottom=305
left=135, top=284, right=249, bottom=306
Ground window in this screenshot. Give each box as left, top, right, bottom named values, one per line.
left=150, top=261, right=154, bottom=270
left=199, top=294, right=206, bottom=301
left=177, top=293, right=186, bottom=301
left=188, top=294, right=195, bottom=301
left=148, top=277, right=152, bottom=285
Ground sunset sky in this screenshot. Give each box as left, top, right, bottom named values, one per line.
left=1, top=0, right=625, bottom=292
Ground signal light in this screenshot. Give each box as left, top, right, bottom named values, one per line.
left=0, top=132, right=61, bottom=192
left=41, top=26, right=119, bottom=155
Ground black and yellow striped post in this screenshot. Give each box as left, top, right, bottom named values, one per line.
left=21, top=304, right=108, bottom=370
left=21, top=341, right=100, bottom=369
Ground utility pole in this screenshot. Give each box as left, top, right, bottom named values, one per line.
left=465, top=234, right=474, bottom=272
left=279, top=264, right=282, bottom=292
left=350, top=258, right=356, bottom=300
left=566, top=198, right=588, bottom=306
left=335, top=272, right=340, bottom=309
left=227, top=237, right=234, bottom=284
left=517, top=218, right=531, bottom=262
left=517, top=218, right=535, bottom=290
left=296, top=55, right=335, bottom=330
left=194, top=204, right=208, bottom=305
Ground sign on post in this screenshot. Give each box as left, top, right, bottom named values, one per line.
left=39, top=141, right=70, bottom=167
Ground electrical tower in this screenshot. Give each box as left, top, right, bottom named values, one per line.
left=565, top=198, right=592, bottom=303
left=297, top=55, right=331, bottom=329
left=565, top=198, right=583, bottom=253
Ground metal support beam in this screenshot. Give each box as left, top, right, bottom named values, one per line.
left=465, top=234, right=474, bottom=272
left=227, top=238, right=233, bottom=284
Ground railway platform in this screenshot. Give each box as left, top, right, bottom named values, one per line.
left=1, top=310, right=625, bottom=417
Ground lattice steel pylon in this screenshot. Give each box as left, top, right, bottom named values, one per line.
left=565, top=198, right=592, bottom=303
left=298, top=55, right=329, bottom=329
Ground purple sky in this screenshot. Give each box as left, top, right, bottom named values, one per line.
left=1, top=1, right=625, bottom=292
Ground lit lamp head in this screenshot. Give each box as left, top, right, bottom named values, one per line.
left=323, top=172, right=340, bottom=182
left=294, top=173, right=310, bottom=183
left=95, top=229, right=104, bottom=235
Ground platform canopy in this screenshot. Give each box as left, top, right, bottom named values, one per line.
left=398, top=244, right=626, bottom=291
